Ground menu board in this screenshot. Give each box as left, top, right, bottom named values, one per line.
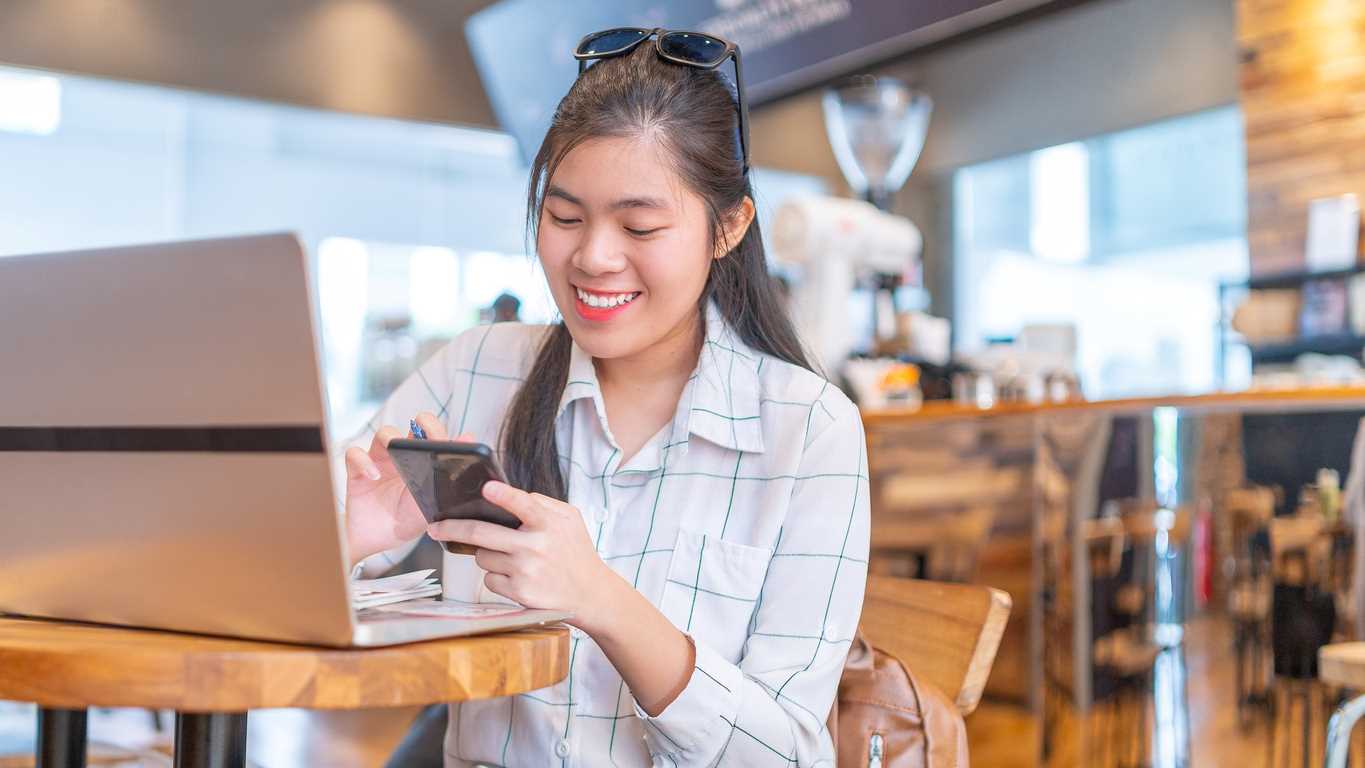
left=466, top=0, right=1054, bottom=162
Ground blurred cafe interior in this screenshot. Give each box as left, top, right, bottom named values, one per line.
left=6, top=0, right=1365, bottom=766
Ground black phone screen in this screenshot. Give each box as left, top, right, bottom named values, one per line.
left=387, top=440, right=520, bottom=554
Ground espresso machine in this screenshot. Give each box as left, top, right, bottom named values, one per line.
left=772, top=196, right=920, bottom=375
left=771, top=76, right=936, bottom=379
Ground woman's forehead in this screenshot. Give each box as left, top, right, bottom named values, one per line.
left=551, top=136, right=692, bottom=212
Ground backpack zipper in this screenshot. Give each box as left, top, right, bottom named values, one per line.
left=868, top=732, right=884, bottom=768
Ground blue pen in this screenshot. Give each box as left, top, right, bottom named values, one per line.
left=409, top=419, right=427, bottom=439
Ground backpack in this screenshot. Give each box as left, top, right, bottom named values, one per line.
left=827, top=633, right=970, bottom=767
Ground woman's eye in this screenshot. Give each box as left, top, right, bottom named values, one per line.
left=625, top=226, right=662, bottom=237
left=549, top=214, right=580, bottom=226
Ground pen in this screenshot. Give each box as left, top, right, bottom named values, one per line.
left=409, top=419, right=427, bottom=439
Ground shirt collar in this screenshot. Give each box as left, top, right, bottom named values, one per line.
left=558, top=332, right=600, bottom=418
left=686, top=301, right=766, bottom=454
left=555, top=301, right=766, bottom=456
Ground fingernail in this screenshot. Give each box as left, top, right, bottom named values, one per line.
left=483, top=481, right=503, bottom=498
left=368, top=468, right=382, bottom=481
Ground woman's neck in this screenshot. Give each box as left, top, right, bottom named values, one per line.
left=593, top=311, right=703, bottom=462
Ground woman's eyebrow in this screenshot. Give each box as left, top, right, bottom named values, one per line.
left=609, top=196, right=669, bottom=211
left=546, top=185, right=582, bottom=205
left=546, top=185, right=668, bottom=212
left=546, top=182, right=668, bottom=210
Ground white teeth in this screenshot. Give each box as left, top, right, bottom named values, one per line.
left=576, top=288, right=639, bottom=309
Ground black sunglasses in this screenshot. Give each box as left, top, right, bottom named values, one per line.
left=573, top=27, right=750, bottom=172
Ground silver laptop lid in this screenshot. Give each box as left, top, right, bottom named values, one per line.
left=0, top=233, right=355, bottom=645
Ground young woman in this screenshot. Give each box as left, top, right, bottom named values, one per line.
left=342, top=29, right=870, bottom=767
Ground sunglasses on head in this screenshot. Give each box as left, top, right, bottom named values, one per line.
left=573, top=27, right=750, bottom=172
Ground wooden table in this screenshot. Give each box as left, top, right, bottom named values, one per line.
left=0, top=616, right=569, bottom=768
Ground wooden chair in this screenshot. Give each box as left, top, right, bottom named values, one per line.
left=1269, top=514, right=1334, bottom=767
left=1271, top=515, right=1328, bottom=588
left=858, top=576, right=1012, bottom=716
left=1083, top=517, right=1125, bottom=581
left=1227, top=487, right=1276, bottom=727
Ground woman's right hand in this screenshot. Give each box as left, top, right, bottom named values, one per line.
left=343, top=410, right=472, bottom=566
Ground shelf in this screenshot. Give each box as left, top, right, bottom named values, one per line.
left=1222, top=264, right=1365, bottom=291
left=1241, top=333, right=1365, bottom=364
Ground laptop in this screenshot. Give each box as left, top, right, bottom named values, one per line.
left=0, top=233, right=569, bottom=647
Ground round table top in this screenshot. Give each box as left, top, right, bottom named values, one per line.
left=1320, top=643, right=1365, bottom=689
left=0, top=617, right=569, bottom=711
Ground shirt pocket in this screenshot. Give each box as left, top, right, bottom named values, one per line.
left=659, top=527, right=773, bottom=664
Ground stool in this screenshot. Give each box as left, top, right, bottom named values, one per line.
left=1226, top=487, right=1275, bottom=727
left=1094, top=630, right=1160, bottom=768
left=1230, top=577, right=1272, bottom=727
left=1269, top=580, right=1335, bottom=767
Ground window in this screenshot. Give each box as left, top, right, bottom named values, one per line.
left=953, top=106, right=1249, bottom=398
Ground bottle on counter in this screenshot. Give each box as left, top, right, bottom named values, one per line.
left=1319, top=467, right=1342, bottom=522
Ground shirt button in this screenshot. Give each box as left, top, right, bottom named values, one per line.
left=555, top=739, right=571, bottom=759
left=824, top=622, right=839, bottom=641
left=594, top=506, right=608, bottom=523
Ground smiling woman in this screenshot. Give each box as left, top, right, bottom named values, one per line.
left=534, top=136, right=753, bottom=361
left=341, top=31, right=870, bottom=768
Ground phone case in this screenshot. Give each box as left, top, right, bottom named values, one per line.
left=386, top=439, right=520, bottom=555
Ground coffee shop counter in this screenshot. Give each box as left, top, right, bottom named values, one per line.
left=859, top=386, right=1365, bottom=708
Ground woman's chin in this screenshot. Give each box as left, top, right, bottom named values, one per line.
left=568, top=326, right=644, bottom=361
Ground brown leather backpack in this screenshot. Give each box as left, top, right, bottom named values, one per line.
left=827, top=633, right=970, bottom=767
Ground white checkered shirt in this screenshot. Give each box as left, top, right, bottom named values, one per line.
left=347, top=302, right=870, bottom=767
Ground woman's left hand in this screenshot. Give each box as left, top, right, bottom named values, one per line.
left=426, top=481, right=616, bottom=632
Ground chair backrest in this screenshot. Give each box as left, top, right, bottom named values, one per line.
left=1227, top=486, right=1276, bottom=526
left=1082, top=517, right=1126, bottom=579
left=859, top=576, right=1013, bottom=716
left=1119, top=503, right=1192, bottom=546
left=1227, top=486, right=1276, bottom=576
left=1271, top=515, right=1324, bottom=557
left=1270, top=514, right=1328, bottom=586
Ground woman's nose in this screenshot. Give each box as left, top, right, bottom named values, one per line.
left=571, top=227, right=628, bottom=275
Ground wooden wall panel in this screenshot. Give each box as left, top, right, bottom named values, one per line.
left=1239, top=0, right=1365, bottom=274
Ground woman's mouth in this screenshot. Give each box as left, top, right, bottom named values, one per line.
left=573, top=286, right=641, bottom=322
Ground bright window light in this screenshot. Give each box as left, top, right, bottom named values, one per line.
left=463, top=251, right=515, bottom=308
left=1029, top=142, right=1089, bottom=264
left=0, top=69, right=61, bottom=136
left=317, top=237, right=370, bottom=416
left=408, top=246, right=459, bottom=335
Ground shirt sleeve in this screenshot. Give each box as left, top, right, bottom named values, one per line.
left=633, top=393, right=871, bottom=766
left=339, top=334, right=470, bottom=579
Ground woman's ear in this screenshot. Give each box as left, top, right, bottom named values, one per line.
left=714, top=196, right=757, bottom=260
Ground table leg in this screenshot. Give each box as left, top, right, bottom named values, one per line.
left=173, top=712, right=248, bottom=768
left=1325, top=693, right=1365, bottom=768
left=36, top=708, right=86, bottom=768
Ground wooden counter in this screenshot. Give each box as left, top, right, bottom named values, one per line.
left=862, top=386, right=1365, bottom=425
left=860, top=385, right=1365, bottom=705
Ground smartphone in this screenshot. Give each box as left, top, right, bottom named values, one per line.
left=386, top=438, right=519, bottom=555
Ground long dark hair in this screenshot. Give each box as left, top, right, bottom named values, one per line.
left=501, top=43, right=813, bottom=500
